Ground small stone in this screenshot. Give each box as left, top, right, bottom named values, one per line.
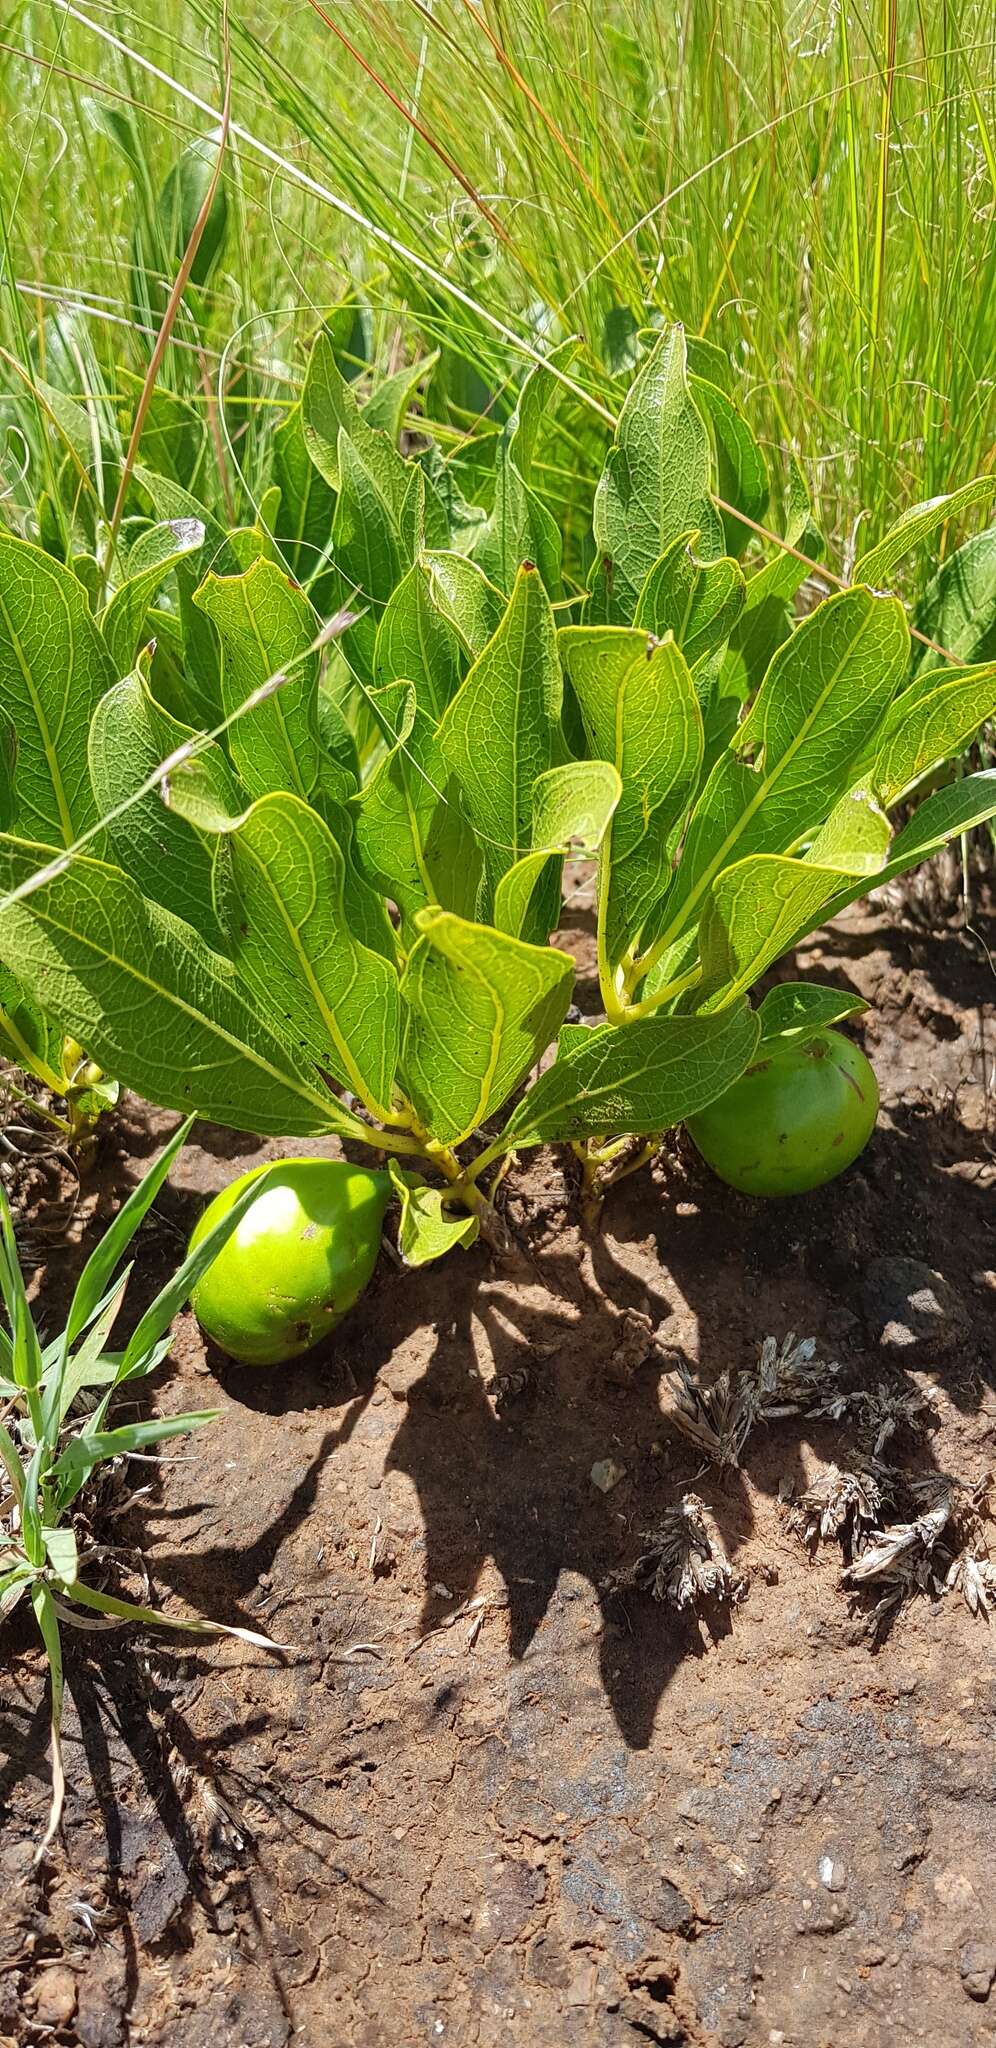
left=819, top=1855, right=847, bottom=1892
left=934, top=1868, right=979, bottom=1911
left=591, top=1458, right=625, bottom=1494
left=960, top=1943, right=996, bottom=2003
left=862, top=1255, right=965, bottom=1352
left=31, top=1967, right=77, bottom=2027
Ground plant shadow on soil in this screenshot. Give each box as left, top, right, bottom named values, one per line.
left=2, top=904, right=992, bottom=1991
left=111, top=1082, right=993, bottom=1752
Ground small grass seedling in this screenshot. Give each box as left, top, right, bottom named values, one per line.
left=0, top=1115, right=284, bottom=1859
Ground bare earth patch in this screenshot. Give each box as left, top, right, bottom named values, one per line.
left=3, top=902, right=995, bottom=2047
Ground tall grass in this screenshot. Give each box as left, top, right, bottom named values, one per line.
left=1, top=1, right=995, bottom=554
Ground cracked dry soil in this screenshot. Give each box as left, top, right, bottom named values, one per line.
left=2, top=901, right=995, bottom=2048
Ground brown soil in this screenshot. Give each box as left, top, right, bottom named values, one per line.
left=2, top=902, right=995, bottom=2048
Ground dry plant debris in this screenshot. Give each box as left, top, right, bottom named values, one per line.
left=603, top=1493, right=744, bottom=1615
left=788, top=1462, right=994, bottom=1635
left=787, top=1463, right=890, bottom=1558
left=659, top=1332, right=843, bottom=1467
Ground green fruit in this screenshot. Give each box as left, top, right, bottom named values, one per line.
left=189, top=1158, right=391, bottom=1365
left=686, top=1028, right=878, bottom=1197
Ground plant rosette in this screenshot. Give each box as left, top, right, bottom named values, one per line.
left=2, top=322, right=996, bottom=1261
left=685, top=1028, right=879, bottom=1197
left=189, top=1158, right=392, bottom=1365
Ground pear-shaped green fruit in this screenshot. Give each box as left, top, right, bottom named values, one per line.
left=189, top=1158, right=391, bottom=1364
left=686, top=1028, right=878, bottom=1197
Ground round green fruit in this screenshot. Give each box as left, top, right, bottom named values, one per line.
left=189, top=1158, right=391, bottom=1365
left=685, top=1028, right=878, bottom=1198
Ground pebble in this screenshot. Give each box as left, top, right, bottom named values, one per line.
left=819, top=1855, right=847, bottom=1892
left=960, top=1943, right=996, bottom=2003
left=590, top=1458, right=625, bottom=1494
left=31, top=1968, right=77, bottom=2027
left=861, top=1255, right=964, bottom=1351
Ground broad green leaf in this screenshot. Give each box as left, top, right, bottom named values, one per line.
left=661, top=588, right=909, bottom=955
left=437, top=565, right=563, bottom=912
left=133, top=467, right=241, bottom=723
left=354, top=682, right=480, bottom=937
left=0, top=532, right=114, bottom=845
left=690, top=375, right=770, bottom=554
left=492, top=760, right=623, bottom=944
left=194, top=558, right=322, bottom=800
left=491, top=853, right=561, bottom=944
left=227, top=524, right=279, bottom=571
left=720, top=457, right=823, bottom=699
left=402, top=464, right=450, bottom=557
left=821, top=769, right=996, bottom=923
left=33, top=375, right=97, bottom=475
left=0, top=838, right=354, bottom=1137
left=133, top=467, right=237, bottom=572
left=561, top=627, right=703, bottom=964
left=712, top=771, right=996, bottom=983
left=757, top=982, right=869, bottom=1048
left=871, top=662, right=996, bottom=804
left=634, top=535, right=746, bottom=672
left=399, top=907, right=574, bottom=1146
left=331, top=430, right=403, bottom=673
left=473, top=343, right=575, bottom=596
left=423, top=549, right=504, bottom=659
left=302, top=329, right=410, bottom=518
left=172, top=788, right=401, bottom=1121
left=0, top=717, right=13, bottom=830
left=99, top=517, right=206, bottom=678
left=117, top=370, right=205, bottom=489
left=317, top=689, right=360, bottom=793
left=156, top=133, right=228, bottom=288
left=42, top=1525, right=78, bottom=1581
left=531, top=760, right=624, bottom=852
left=271, top=399, right=337, bottom=598
left=684, top=333, right=732, bottom=390
left=88, top=669, right=238, bottom=945
left=0, top=962, right=65, bottom=1090
left=913, top=523, right=996, bottom=673
left=72, top=555, right=102, bottom=610
left=257, top=484, right=281, bottom=535
left=419, top=443, right=489, bottom=555
left=499, top=1002, right=760, bottom=1148
left=855, top=479, right=996, bottom=590
left=374, top=562, right=462, bottom=719
left=388, top=1161, right=480, bottom=1266
left=324, top=295, right=373, bottom=379
left=696, top=851, right=875, bottom=1008
left=592, top=324, right=723, bottom=621
left=804, top=789, right=892, bottom=874
left=364, top=352, right=439, bottom=442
